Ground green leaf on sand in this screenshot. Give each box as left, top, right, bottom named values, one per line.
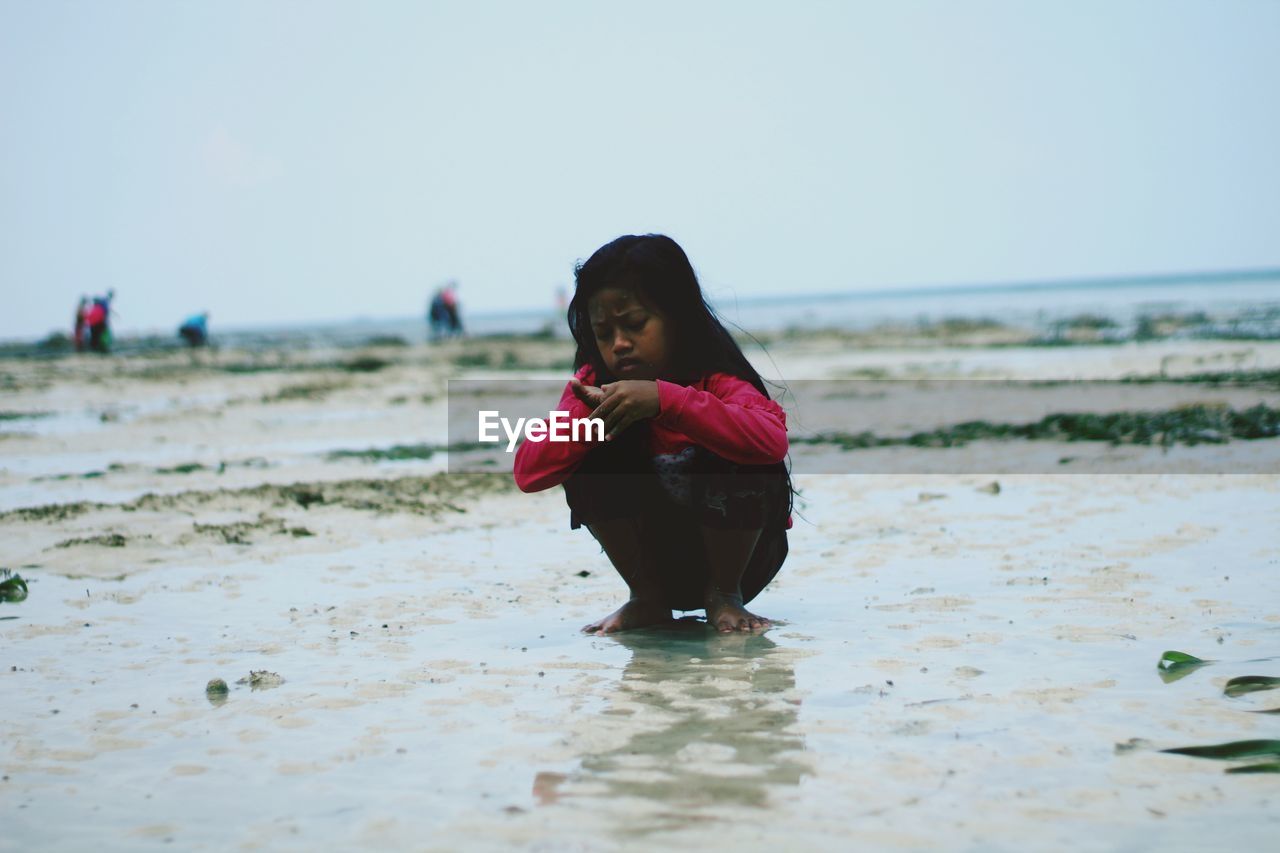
left=1157, top=650, right=1212, bottom=683
left=1223, top=675, right=1280, bottom=698
left=1159, top=651, right=1206, bottom=666
left=0, top=574, right=28, bottom=603
left=1225, top=762, right=1280, bottom=774
left=1161, top=739, right=1280, bottom=760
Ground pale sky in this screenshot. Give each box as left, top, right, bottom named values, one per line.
left=2, top=1, right=1277, bottom=340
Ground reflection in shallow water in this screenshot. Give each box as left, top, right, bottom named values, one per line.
left=538, top=620, right=808, bottom=830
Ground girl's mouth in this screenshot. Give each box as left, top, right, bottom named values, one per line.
left=615, top=358, right=643, bottom=374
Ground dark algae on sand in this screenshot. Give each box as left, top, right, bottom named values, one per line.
left=0, top=569, right=28, bottom=603
left=798, top=404, right=1280, bottom=451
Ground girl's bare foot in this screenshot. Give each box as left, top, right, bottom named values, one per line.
left=582, top=598, right=673, bottom=635
left=704, top=588, right=771, bottom=633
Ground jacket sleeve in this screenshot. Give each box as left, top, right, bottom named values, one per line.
left=512, top=366, right=600, bottom=493
left=654, top=374, right=788, bottom=465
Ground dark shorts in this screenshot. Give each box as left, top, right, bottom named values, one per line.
left=562, top=431, right=790, bottom=611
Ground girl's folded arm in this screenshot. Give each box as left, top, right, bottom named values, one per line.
left=512, top=379, right=597, bottom=492
left=654, top=375, right=787, bottom=464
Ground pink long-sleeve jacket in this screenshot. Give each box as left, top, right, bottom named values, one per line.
left=512, top=365, right=791, bottom=527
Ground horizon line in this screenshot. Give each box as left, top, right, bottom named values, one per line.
left=708, top=266, right=1280, bottom=311
left=6, top=264, right=1277, bottom=344
left=196, top=264, right=1280, bottom=337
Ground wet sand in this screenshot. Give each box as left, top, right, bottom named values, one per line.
left=3, top=335, right=1279, bottom=850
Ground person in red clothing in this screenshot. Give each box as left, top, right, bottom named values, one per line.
left=514, top=234, right=794, bottom=635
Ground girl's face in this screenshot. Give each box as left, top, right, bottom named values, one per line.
left=587, top=286, right=672, bottom=381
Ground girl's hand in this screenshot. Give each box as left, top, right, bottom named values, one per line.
left=594, top=380, right=660, bottom=440
left=569, top=377, right=607, bottom=409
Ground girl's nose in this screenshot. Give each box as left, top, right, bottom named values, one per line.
left=611, top=332, right=632, bottom=353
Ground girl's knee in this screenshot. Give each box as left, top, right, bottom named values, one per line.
left=563, top=472, right=662, bottom=529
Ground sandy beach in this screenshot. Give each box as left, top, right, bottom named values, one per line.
left=3, top=332, right=1279, bottom=850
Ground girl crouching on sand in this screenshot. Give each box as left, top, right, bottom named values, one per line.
left=513, top=234, right=793, bottom=635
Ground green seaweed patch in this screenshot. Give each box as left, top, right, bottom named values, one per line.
left=797, top=404, right=1280, bottom=451
left=216, top=354, right=398, bottom=376
left=1224, top=675, right=1280, bottom=698
left=453, top=351, right=494, bottom=368
left=192, top=521, right=262, bottom=545
left=208, top=356, right=388, bottom=376
left=745, top=318, right=1018, bottom=347
left=0, top=501, right=98, bottom=523
left=37, top=332, right=72, bottom=352
left=55, top=533, right=128, bottom=548
left=361, top=335, right=409, bottom=348
left=261, top=380, right=349, bottom=403
left=451, top=348, right=574, bottom=371
left=1157, top=650, right=1213, bottom=683
left=1135, top=311, right=1209, bottom=341
left=192, top=516, right=316, bottom=544
left=340, top=355, right=390, bottom=373
left=154, top=462, right=208, bottom=475
left=327, top=444, right=438, bottom=462
left=1061, top=313, right=1119, bottom=331
left=35, top=470, right=108, bottom=482
left=218, top=363, right=287, bottom=374
left=283, top=486, right=324, bottom=508
left=1119, top=369, right=1280, bottom=389
left=0, top=572, right=29, bottom=603
left=4, top=473, right=514, bottom=527
left=325, top=441, right=491, bottom=463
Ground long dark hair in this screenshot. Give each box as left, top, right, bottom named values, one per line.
left=568, top=234, right=794, bottom=524
left=569, top=234, right=767, bottom=391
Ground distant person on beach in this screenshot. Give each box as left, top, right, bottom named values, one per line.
left=427, top=281, right=464, bottom=341
left=73, top=296, right=89, bottom=352
left=427, top=290, right=448, bottom=340
left=514, top=234, right=793, bottom=635
left=86, top=289, right=114, bottom=354
left=441, top=281, right=463, bottom=336
left=178, top=312, right=209, bottom=347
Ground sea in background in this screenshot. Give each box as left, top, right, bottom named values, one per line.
left=6, top=270, right=1278, bottom=354
left=196, top=270, right=1280, bottom=349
